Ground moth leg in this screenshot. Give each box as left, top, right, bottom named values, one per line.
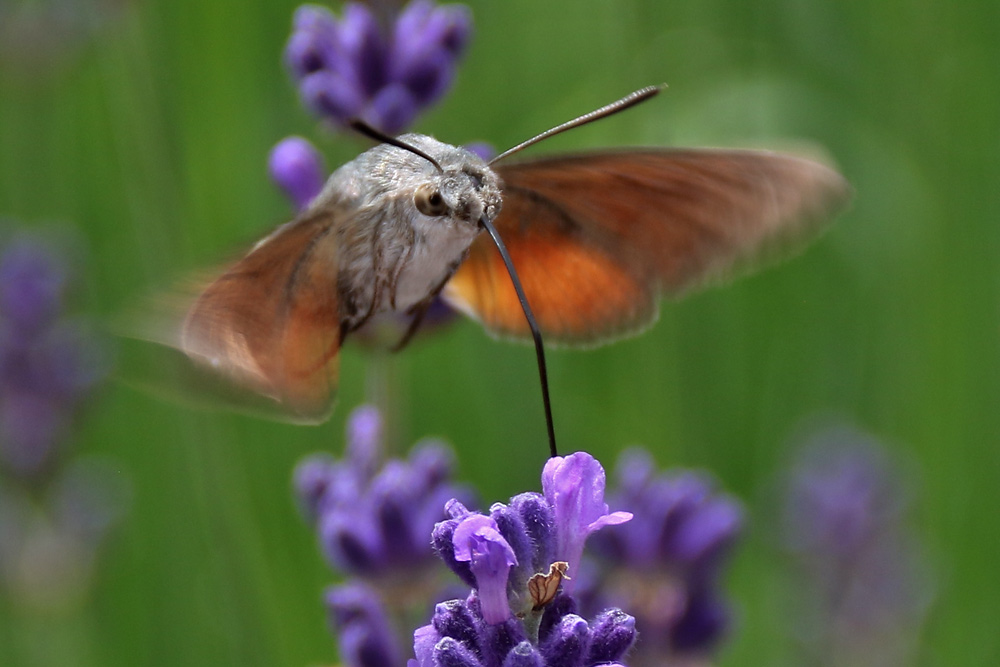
left=347, top=279, right=381, bottom=334
left=390, top=298, right=431, bottom=353
left=387, top=235, right=415, bottom=311
left=389, top=256, right=460, bottom=353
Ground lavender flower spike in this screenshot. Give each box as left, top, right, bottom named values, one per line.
left=542, top=452, right=631, bottom=588
left=452, top=514, right=517, bottom=624
left=422, top=451, right=637, bottom=666
left=780, top=424, right=931, bottom=666
left=296, top=404, right=485, bottom=667
left=0, top=228, right=122, bottom=612
left=0, top=233, right=105, bottom=478
left=284, top=1, right=472, bottom=134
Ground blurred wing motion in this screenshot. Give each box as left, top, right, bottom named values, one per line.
left=180, top=212, right=342, bottom=421
left=444, top=149, right=850, bottom=344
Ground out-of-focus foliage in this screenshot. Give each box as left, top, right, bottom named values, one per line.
left=0, top=0, right=997, bottom=665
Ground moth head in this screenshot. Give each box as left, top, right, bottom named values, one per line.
left=398, top=134, right=503, bottom=231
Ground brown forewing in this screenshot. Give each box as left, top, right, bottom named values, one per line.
left=443, top=149, right=850, bottom=345
left=181, top=212, right=342, bottom=421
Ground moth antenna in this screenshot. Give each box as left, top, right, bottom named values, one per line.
left=348, top=119, right=444, bottom=172
left=489, top=85, right=665, bottom=165
left=478, top=215, right=558, bottom=458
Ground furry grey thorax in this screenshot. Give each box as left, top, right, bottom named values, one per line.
left=308, top=134, right=503, bottom=330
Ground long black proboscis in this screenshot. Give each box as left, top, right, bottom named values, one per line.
left=479, top=215, right=558, bottom=458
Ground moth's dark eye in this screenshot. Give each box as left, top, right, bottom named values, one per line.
left=415, top=185, right=449, bottom=217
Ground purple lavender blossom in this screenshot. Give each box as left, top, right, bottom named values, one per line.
left=295, top=404, right=476, bottom=666
left=294, top=404, right=473, bottom=578
left=0, top=233, right=105, bottom=479
left=0, top=235, right=65, bottom=335
left=584, top=448, right=744, bottom=665
left=451, top=513, right=517, bottom=624
left=419, top=451, right=637, bottom=667
left=0, top=229, right=123, bottom=612
left=541, top=452, right=632, bottom=590
left=268, top=136, right=327, bottom=211
left=285, top=1, right=472, bottom=134
left=780, top=424, right=931, bottom=667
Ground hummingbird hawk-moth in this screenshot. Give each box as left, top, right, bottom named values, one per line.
left=173, top=87, right=850, bottom=454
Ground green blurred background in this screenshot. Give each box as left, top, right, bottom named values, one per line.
left=1, top=0, right=998, bottom=664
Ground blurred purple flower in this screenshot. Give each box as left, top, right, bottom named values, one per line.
left=0, top=228, right=124, bottom=612
left=295, top=405, right=474, bottom=578
left=584, top=448, right=744, bottom=665
left=780, top=424, right=932, bottom=667
left=0, top=233, right=106, bottom=479
left=268, top=136, right=328, bottom=212
left=0, top=235, right=66, bottom=335
left=285, top=1, right=472, bottom=134
left=295, top=404, right=476, bottom=666
left=421, top=451, right=637, bottom=666
left=326, top=582, right=403, bottom=667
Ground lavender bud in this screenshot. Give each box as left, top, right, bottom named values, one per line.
left=669, top=589, right=728, bottom=653
left=668, top=496, right=743, bottom=571
left=501, top=642, right=543, bottom=667
left=326, top=583, right=401, bottom=667
left=320, top=510, right=382, bottom=573
left=433, top=518, right=476, bottom=588
left=539, top=614, right=590, bottom=667
left=431, top=599, right=480, bottom=657
left=413, top=623, right=444, bottom=666
left=301, top=70, right=365, bottom=120
left=489, top=502, right=534, bottom=595
left=268, top=137, right=326, bottom=212
left=337, top=3, right=388, bottom=96
left=509, top=492, right=554, bottom=574
left=586, top=608, right=637, bottom=663
left=345, top=404, right=382, bottom=476
left=368, top=83, right=419, bottom=134
left=432, top=636, right=482, bottom=667
left=292, top=454, right=339, bottom=524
